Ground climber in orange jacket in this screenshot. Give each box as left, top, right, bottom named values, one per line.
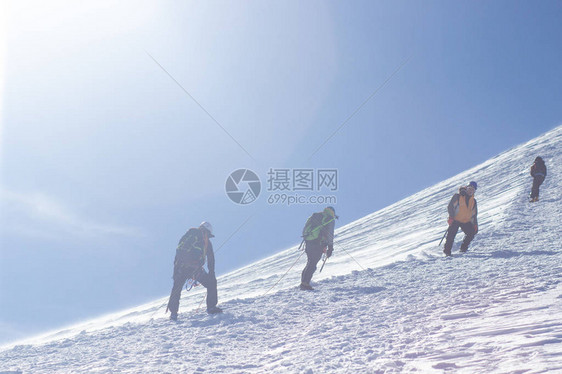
left=443, top=181, right=478, bottom=256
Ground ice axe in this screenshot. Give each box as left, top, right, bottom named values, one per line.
left=438, top=227, right=449, bottom=247
left=319, top=245, right=330, bottom=273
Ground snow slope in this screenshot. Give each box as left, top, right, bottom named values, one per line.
left=1, top=126, right=561, bottom=373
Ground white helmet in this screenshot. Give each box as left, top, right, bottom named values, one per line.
left=199, top=221, right=214, bottom=237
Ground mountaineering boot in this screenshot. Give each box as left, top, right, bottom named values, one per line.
left=170, top=312, right=178, bottom=321
left=207, top=306, right=223, bottom=314
left=443, top=248, right=451, bottom=257
left=299, top=282, right=314, bottom=291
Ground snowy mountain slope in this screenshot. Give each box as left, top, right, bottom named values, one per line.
left=1, top=126, right=561, bottom=373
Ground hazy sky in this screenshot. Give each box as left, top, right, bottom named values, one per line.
left=1, top=0, right=561, bottom=344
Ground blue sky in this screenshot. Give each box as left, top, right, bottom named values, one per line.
left=1, top=0, right=561, bottom=344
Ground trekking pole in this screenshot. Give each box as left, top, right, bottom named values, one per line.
left=438, top=227, right=449, bottom=247
left=319, top=255, right=328, bottom=273
left=297, top=238, right=305, bottom=251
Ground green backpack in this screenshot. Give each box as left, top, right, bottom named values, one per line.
left=302, top=212, right=328, bottom=241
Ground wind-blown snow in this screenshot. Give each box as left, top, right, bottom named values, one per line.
left=1, top=126, right=561, bottom=373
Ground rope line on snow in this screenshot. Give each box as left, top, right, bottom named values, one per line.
left=262, top=250, right=305, bottom=297
left=335, top=241, right=368, bottom=272
left=332, top=239, right=383, bottom=285
left=193, top=293, right=207, bottom=315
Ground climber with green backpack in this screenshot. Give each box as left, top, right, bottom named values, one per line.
left=299, top=206, right=338, bottom=290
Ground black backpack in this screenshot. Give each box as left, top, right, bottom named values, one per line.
left=532, top=158, right=547, bottom=176
left=175, top=228, right=207, bottom=268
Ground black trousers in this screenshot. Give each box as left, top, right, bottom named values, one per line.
left=301, top=240, right=325, bottom=284
left=444, top=221, right=475, bottom=255
left=530, top=175, right=545, bottom=199
left=167, top=265, right=218, bottom=315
